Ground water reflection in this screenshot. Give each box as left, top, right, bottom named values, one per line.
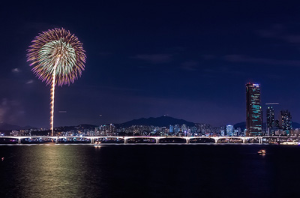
left=0, top=145, right=103, bottom=197
left=0, top=145, right=300, bottom=197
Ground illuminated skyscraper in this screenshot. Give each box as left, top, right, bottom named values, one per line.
left=279, top=110, right=292, bottom=134
left=266, top=106, right=275, bottom=135
left=169, top=125, right=174, bottom=133
left=246, top=83, right=262, bottom=136
left=226, top=125, right=234, bottom=136
left=265, top=103, right=279, bottom=136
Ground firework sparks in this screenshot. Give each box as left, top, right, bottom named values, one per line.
left=27, top=28, right=86, bottom=135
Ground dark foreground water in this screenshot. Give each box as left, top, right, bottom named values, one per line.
left=0, top=144, right=300, bottom=198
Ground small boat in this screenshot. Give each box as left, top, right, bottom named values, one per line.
left=258, top=149, right=266, bottom=154
left=94, top=141, right=101, bottom=148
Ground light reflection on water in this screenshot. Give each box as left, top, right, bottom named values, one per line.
left=0, top=145, right=300, bottom=198
left=0, top=145, right=104, bottom=198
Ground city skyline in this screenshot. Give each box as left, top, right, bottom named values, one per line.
left=2, top=1, right=300, bottom=127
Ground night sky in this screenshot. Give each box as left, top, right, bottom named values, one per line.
left=1, top=1, right=300, bottom=128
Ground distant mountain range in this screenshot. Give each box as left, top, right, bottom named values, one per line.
left=2, top=117, right=300, bottom=131
left=0, top=116, right=195, bottom=130
left=56, top=124, right=98, bottom=131
left=117, top=116, right=195, bottom=127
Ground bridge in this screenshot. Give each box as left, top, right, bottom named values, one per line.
left=0, top=135, right=289, bottom=144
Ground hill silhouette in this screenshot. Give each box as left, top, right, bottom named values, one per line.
left=118, top=116, right=195, bottom=127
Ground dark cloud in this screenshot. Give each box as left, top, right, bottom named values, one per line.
left=284, top=35, right=300, bottom=43
left=98, top=52, right=113, bottom=58
left=201, top=55, right=216, bottom=60
left=223, top=54, right=300, bottom=66
left=26, top=80, right=34, bottom=84
left=181, top=61, right=199, bottom=71
left=257, top=24, right=300, bottom=44
left=132, top=54, right=173, bottom=64
left=12, top=68, right=21, bottom=73
left=256, top=24, right=285, bottom=38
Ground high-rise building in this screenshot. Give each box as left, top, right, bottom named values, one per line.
left=169, top=125, right=174, bottom=133
left=246, top=83, right=262, bottom=136
left=266, top=106, right=275, bottom=135
left=279, top=110, right=292, bottom=134
left=226, top=125, right=234, bottom=136
left=174, top=124, right=179, bottom=133
left=265, top=103, right=279, bottom=136
left=181, top=124, right=187, bottom=133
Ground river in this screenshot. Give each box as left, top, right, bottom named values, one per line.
left=0, top=144, right=299, bottom=198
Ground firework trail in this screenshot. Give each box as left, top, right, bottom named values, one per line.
left=27, top=28, right=86, bottom=136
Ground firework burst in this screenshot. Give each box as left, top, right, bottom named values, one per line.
left=27, top=28, right=86, bottom=135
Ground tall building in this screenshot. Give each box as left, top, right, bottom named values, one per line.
left=226, top=125, right=234, bottom=136
left=246, top=83, right=262, bottom=136
left=265, top=103, right=279, bottom=136
left=169, top=125, right=174, bottom=133
left=266, top=106, right=275, bottom=135
left=279, top=110, right=292, bottom=134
